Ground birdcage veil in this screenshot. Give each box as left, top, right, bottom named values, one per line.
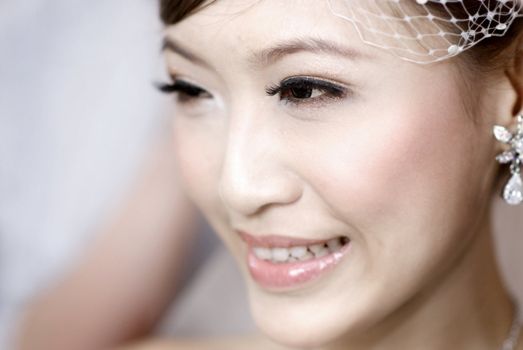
left=327, top=0, right=523, bottom=64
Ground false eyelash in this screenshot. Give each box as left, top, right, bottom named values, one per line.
left=265, top=76, right=347, bottom=99
left=155, top=79, right=207, bottom=97
left=156, top=82, right=178, bottom=93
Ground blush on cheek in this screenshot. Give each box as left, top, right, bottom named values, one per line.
left=318, top=99, right=472, bottom=227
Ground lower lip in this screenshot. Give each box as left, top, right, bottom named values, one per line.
left=246, top=243, right=351, bottom=290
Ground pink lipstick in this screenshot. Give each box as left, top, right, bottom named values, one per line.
left=238, top=231, right=351, bottom=290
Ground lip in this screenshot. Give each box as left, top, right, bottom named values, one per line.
left=238, top=231, right=351, bottom=290
left=239, top=231, right=334, bottom=248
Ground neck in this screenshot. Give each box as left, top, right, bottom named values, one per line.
left=333, top=210, right=514, bottom=350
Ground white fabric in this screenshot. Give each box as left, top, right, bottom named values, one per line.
left=328, top=0, right=523, bottom=64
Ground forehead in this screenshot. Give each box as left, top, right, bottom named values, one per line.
left=164, top=0, right=380, bottom=65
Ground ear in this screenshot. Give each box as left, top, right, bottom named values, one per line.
left=504, top=31, right=523, bottom=117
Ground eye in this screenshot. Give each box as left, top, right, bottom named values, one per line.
left=156, top=78, right=212, bottom=104
left=265, top=76, right=350, bottom=107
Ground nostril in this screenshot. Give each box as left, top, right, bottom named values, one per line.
left=218, top=170, right=303, bottom=216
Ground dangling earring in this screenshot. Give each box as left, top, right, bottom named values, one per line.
left=493, top=114, right=523, bottom=205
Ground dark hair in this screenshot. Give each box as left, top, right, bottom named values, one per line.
left=160, top=0, right=523, bottom=74
left=160, top=0, right=209, bottom=25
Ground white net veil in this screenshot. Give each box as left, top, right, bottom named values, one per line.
left=327, top=0, right=523, bottom=64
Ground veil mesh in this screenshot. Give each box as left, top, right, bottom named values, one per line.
left=327, top=0, right=523, bottom=64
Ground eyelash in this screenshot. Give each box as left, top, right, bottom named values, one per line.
left=265, top=76, right=349, bottom=107
left=156, top=76, right=350, bottom=107
left=156, top=79, right=211, bottom=103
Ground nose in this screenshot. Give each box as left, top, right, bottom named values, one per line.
left=218, top=112, right=303, bottom=217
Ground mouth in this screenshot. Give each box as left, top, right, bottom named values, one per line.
left=238, top=231, right=351, bottom=290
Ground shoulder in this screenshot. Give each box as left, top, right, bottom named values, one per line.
left=517, top=328, right=523, bottom=350
left=114, top=336, right=280, bottom=350
left=115, top=339, right=224, bottom=350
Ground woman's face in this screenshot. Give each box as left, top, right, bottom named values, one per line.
left=164, top=1, right=503, bottom=347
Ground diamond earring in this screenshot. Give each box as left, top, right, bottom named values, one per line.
left=493, top=114, right=523, bottom=205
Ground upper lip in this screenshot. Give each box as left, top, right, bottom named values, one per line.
left=237, top=230, right=345, bottom=248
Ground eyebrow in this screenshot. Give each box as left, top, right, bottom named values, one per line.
left=251, top=37, right=373, bottom=67
left=162, top=37, right=212, bottom=68
left=162, top=36, right=374, bottom=69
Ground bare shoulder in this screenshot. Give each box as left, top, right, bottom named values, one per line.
left=517, top=328, right=523, bottom=350
left=115, top=336, right=283, bottom=350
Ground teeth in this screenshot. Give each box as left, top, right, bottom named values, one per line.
left=308, top=243, right=330, bottom=258
left=313, top=247, right=329, bottom=258
left=299, top=251, right=315, bottom=261
left=271, top=248, right=290, bottom=262
left=289, top=246, right=307, bottom=258
left=252, top=237, right=348, bottom=264
left=327, top=238, right=341, bottom=252
left=309, top=244, right=325, bottom=254
left=253, top=247, right=272, bottom=260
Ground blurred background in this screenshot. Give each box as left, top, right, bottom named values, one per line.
left=0, top=1, right=521, bottom=349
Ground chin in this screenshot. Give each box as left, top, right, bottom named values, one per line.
left=251, top=309, right=351, bottom=349
left=246, top=285, right=374, bottom=349
left=255, top=318, right=337, bottom=348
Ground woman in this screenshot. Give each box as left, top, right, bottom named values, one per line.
left=153, top=0, right=523, bottom=349
left=15, top=1, right=523, bottom=349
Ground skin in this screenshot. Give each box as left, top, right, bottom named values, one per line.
left=16, top=139, right=200, bottom=350
left=162, top=1, right=523, bottom=350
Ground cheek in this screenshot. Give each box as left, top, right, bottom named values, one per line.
left=172, top=120, right=222, bottom=209
left=173, top=119, right=250, bottom=268
left=353, top=115, right=463, bottom=215
left=268, top=89, right=486, bottom=336
left=319, top=119, right=456, bottom=208
left=304, top=89, right=480, bottom=259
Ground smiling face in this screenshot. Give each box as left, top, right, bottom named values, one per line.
left=162, top=0, right=507, bottom=348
